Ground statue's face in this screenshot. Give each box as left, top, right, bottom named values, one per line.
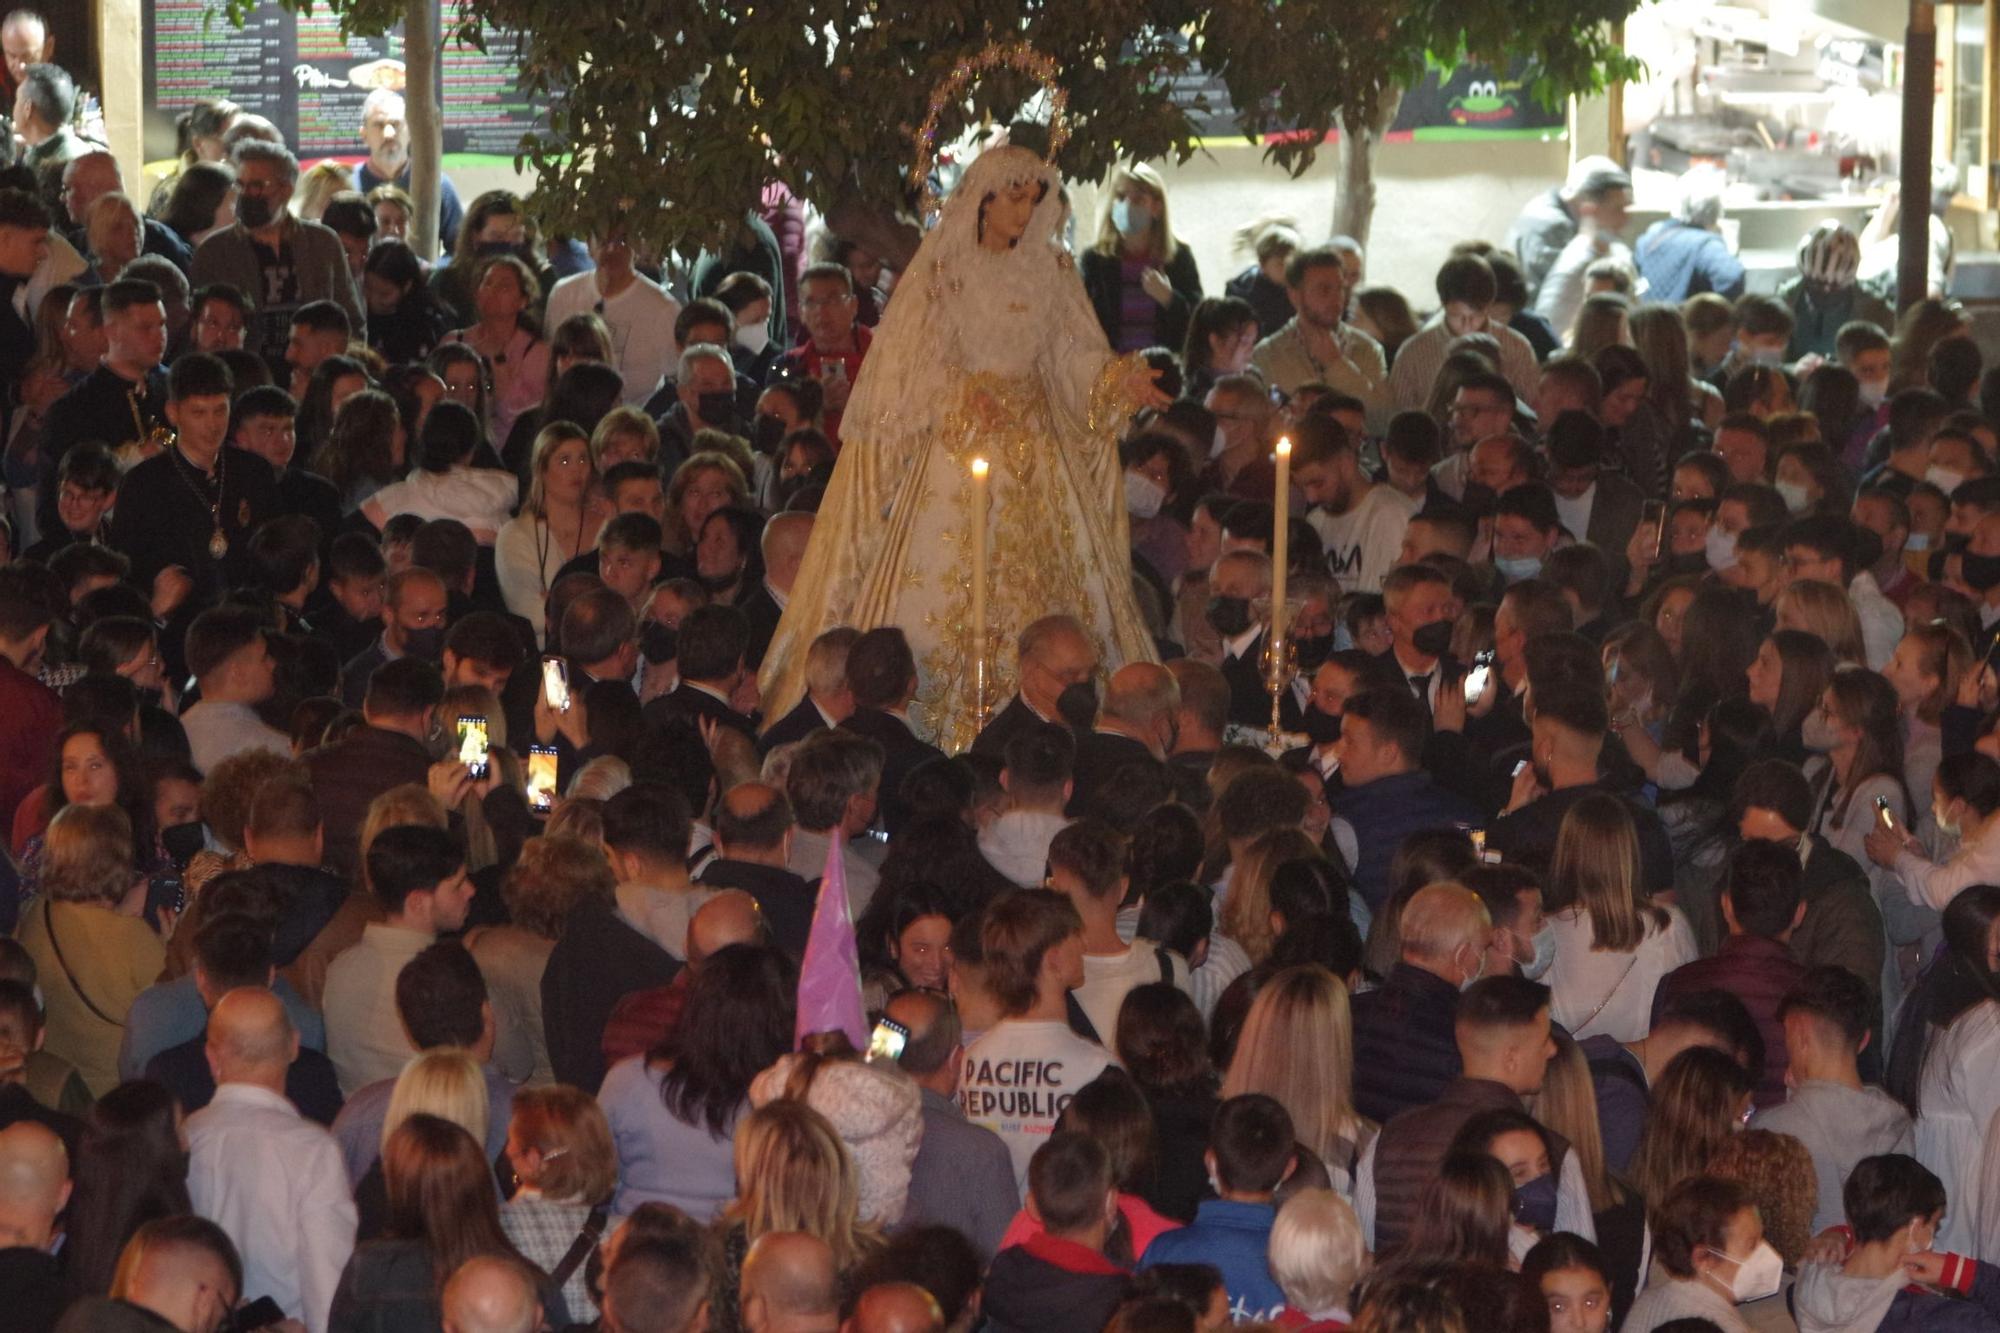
left=980, top=180, right=1039, bottom=251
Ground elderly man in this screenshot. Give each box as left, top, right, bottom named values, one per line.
left=353, top=88, right=464, bottom=249
left=61, top=151, right=191, bottom=272
left=1635, top=168, right=1745, bottom=303
left=742, top=511, right=812, bottom=670
left=1505, top=155, right=1633, bottom=305
left=971, top=614, right=1099, bottom=759
left=0, top=1120, right=69, bottom=1330
left=655, top=343, right=741, bottom=471
left=1250, top=244, right=1389, bottom=430
left=442, top=1255, right=545, bottom=1333
left=190, top=140, right=362, bottom=363
left=13, top=62, right=88, bottom=213
left=1068, top=662, right=1178, bottom=816
left=0, top=9, right=50, bottom=106
left=742, top=1233, right=841, bottom=1333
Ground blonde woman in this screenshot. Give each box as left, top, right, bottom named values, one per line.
left=1775, top=579, right=1868, bottom=667
left=591, top=406, right=661, bottom=472
left=294, top=159, right=355, bottom=221
left=1883, top=622, right=1972, bottom=815
left=1530, top=1032, right=1647, bottom=1307
left=1220, top=828, right=1327, bottom=967
left=352, top=1048, right=492, bottom=1238
left=664, top=451, right=750, bottom=559
left=1222, top=965, right=1372, bottom=1191
left=502, top=1086, right=620, bottom=1324
left=1543, top=793, right=1696, bottom=1041
left=1079, top=162, right=1203, bottom=354
left=15, top=804, right=167, bottom=1096
left=496, top=423, right=609, bottom=643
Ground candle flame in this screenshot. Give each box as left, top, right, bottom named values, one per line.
left=1276, top=437, right=1291, bottom=457
left=970, top=457, right=989, bottom=478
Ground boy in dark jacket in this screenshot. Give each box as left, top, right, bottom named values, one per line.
left=983, top=1132, right=1128, bottom=1333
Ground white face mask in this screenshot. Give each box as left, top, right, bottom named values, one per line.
left=1775, top=480, right=1812, bottom=516
left=1705, top=525, right=1738, bottom=572
left=1125, top=470, right=1166, bottom=520
left=1521, top=923, right=1558, bottom=980
left=735, top=323, right=771, bottom=357
left=1859, top=379, right=1889, bottom=409
left=1707, top=1239, right=1784, bottom=1305
left=1926, top=466, right=1966, bottom=496
left=1458, top=945, right=1487, bottom=992
left=1210, top=425, right=1229, bottom=459
left=1936, top=802, right=1962, bottom=839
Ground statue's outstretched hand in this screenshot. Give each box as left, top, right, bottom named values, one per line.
left=1124, top=362, right=1171, bottom=412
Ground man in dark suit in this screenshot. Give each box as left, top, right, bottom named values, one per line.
left=761, top=629, right=858, bottom=757
left=1375, top=562, right=1459, bottom=718
left=1069, top=663, right=1178, bottom=817
left=1165, top=658, right=1229, bottom=809
left=740, top=511, right=813, bottom=670
left=839, top=627, right=945, bottom=837
left=1212, top=548, right=1283, bottom=730
left=696, top=781, right=816, bottom=959
left=635, top=604, right=757, bottom=804
left=1546, top=410, right=1645, bottom=590
left=971, top=613, right=1098, bottom=759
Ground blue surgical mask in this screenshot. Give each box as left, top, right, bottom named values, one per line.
left=1705, top=525, right=1738, bottom=571
left=1522, top=923, right=1557, bottom=980
left=1907, top=532, right=1932, bottom=552
left=1112, top=197, right=1154, bottom=240
left=1495, top=555, right=1543, bottom=582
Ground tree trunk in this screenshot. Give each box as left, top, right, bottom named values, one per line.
left=1331, top=90, right=1403, bottom=248
left=406, top=0, right=443, bottom=262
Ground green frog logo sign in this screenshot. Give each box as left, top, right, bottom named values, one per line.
left=1449, top=78, right=1521, bottom=126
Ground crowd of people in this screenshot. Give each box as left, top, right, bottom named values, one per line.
left=7, top=8, right=2000, bottom=1330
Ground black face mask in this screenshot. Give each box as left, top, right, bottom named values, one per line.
left=1206, top=595, right=1253, bottom=639
left=697, top=390, right=739, bottom=426
left=1964, top=551, right=2000, bottom=593
left=751, top=412, right=788, bottom=455
left=160, top=821, right=206, bottom=868
left=474, top=239, right=526, bottom=260
left=640, top=621, right=679, bottom=663
left=1056, top=680, right=1099, bottom=730
left=1292, top=633, right=1333, bottom=672
left=1411, top=618, right=1455, bottom=658
left=1302, top=706, right=1342, bottom=746
left=236, top=195, right=275, bottom=229
left=402, top=625, right=446, bottom=662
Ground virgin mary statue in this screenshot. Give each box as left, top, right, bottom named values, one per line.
left=757, top=143, right=1163, bottom=753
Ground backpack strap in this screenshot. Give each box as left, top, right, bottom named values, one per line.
left=548, top=1203, right=610, bottom=1290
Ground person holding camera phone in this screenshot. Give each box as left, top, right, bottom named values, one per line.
left=767, top=264, right=870, bottom=447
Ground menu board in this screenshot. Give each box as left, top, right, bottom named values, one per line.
left=1168, top=56, right=1566, bottom=145
left=142, top=0, right=543, bottom=163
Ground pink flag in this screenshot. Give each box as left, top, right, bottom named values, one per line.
left=795, top=830, right=868, bottom=1051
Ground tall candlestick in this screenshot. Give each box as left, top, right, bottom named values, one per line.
left=1271, top=437, right=1291, bottom=653
left=969, top=457, right=990, bottom=726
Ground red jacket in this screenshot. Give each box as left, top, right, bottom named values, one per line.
left=1655, top=933, right=1805, bottom=1107
left=0, top=658, right=60, bottom=842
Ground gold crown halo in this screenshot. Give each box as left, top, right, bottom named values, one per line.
left=907, top=40, right=1071, bottom=222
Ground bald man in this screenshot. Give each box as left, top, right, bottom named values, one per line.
left=844, top=1284, right=944, bottom=1333
left=598, top=886, right=769, bottom=1070
left=688, top=888, right=768, bottom=965
left=60, top=151, right=193, bottom=271
left=443, top=1254, right=545, bottom=1333
left=1068, top=661, right=1178, bottom=816
left=888, top=990, right=1016, bottom=1261
left=58, top=1215, right=243, bottom=1333
left=187, top=988, right=355, bottom=1333
left=972, top=614, right=1098, bottom=759
left=0, top=1120, right=68, bottom=1330
left=741, top=1232, right=840, bottom=1333
left=700, top=781, right=813, bottom=958
left=743, top=511, right=814, bottom=669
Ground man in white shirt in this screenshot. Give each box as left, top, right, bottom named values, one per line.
left=980, top=720, right=1075, bottom=888
left=322, top=824, right=474, bottom=1093
left=1387, top=254, right=1541, bottom=413
left=544, top=228, right=680, bottom=407
left=178, top=604, right=288, bottom=775
left=1292, top=411, right=1413, bottom=595
left=188, top=987, right=356, bottom=1333
left=958, top=889, right=1112, bottom=1189
left=1047, top=819, right=1190, bottom=1043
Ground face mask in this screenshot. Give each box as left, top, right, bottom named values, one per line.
left=1705, top=525, right=1739, bottom=572
left=1210, top=425, right=1228, bottom=460
left=1800, top=711, right=1843, bottom=753
left=402, top=625, right=446, bottom=663
left=1859, top=379, right=1889, bottom=409
left=1459, top=946, right=1487, bottom=992
left=236, top=195, right=275, bottom=229
left=1522, top=922, right=1558, bottom=980
left=1739, top=343, right=1784, bottom=369
left=1111, top=198, right=1154, bottom=240
left=1495, top=554, right=1543, bottom=582
left=1206, top=595, right=1253, bottom=639
left=1302, top=706, right=1342, bottom=747
left=1926, top=466, right=1966, bottom=496
left=697, top=390, right=739, bottom=426
left=1125, top=470, right=1166, bottom=520
left=640, top=621, right=678, bottom=663
left=1909, top=1221, right=1938, bottom=1256
left=1776, top=480, right=1812, bottom=516
left=1707, top=1239, right=1784, bottom=1305
left=735, top=323, right=771, bottom=357
left=1411, top=618, right=1455, bottom=658
left=1963, top=551, right=2000, bottom=593
left=1056, top=680, right=1099, bottom=730
left=750, top=413, right=788, bottom=455
left=1292, top=633, right=1333, bottom=673
left=1512, top=1172, right=1560, bottom=1234
left=1935, top=802, right=1961, bottom=839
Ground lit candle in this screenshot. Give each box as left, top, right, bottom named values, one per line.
left=1271, top=437, right=1291, bottom=656
left=970, top=457, right=990, bottom=722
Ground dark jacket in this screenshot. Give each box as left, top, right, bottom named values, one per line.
left=340, top=638, right=394, bottom=709
left=1138, top=1085, right=1222, bottom=1223
left=1350, top=962, right=1462, bottom=1126
left=738, top=583, right=783, bottom=669
left=107, top=444, right=281, bottom=601
left=1224, top=265, right=1294, bottom=342
left=39, top=364, right=170, bottom=536
left=1372, top=1077, right=1564, bottom=1255
left=54, top=1297, right=178, bottom=1333
left=1078, top=242, right=1203, bottom=354
left=0, top=1245, right=66, bottom=1333
left=329, top=1238, right=561, bottom=1333
left=982, top=1233, right=1129, bottom=1333
left=303, top=726, right=438, bottom=878
left=1488, top=783, right=1676, bottom=894
left=972, top=695, right=1046, bottom=760
left=1582, top=470, right=1649, bottom=584
left=840, top=708, right=944, bottom=838
left=1334, top=769, right=1480, bottom=913
left=1634, top=220, right=1747, bottom=303
left=1068, top=730, right=1162, bottom=818
left=145, top=1034, right=343, bottom=1124
left=696, top=858, right=815, bottom=960
left=759, top=696, right=829, bottom=756
left=540, top=900, right=679, bottom=1093
left=1655, top=934, right=1806, bottom=1108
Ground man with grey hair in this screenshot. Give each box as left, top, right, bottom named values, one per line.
left=971, top=613, right=1099, bottom=759
left=60, top=150, right=191, bottom=271
left=355, top=87, right=464, bottom=250
left=782, top=727, right=885, bottom=915
left=659, top=342, right=741, bottom=462
left=190, top=139, right=362, bottom=362
left=742, top=511, right=813, bottom=669
left=1504, top=154, right=1632, bottom=305
left=13, top=60, right=86, bottom=212
left=761, top=624, right=859, bottom=754
left=1634, top=167, right=1744, bottom=303
left=1068, top=661, right=1178, bottom=816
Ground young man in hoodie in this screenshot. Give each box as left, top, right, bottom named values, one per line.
left=1751, top=967, right=1913, bottom=1233
left=980, top=1132, right=1127, bottom=1333
left=1793, top=1153, right=2000, bottom=1333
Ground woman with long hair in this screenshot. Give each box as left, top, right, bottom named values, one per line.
left=1392, top=1150, right=1516, bottom=1268
left=1629, top=302, right=1719, bottom=434
left=1080, top=162, right=1203, bottom=354
left=1179, top=295, right=1257, bottom=403
left=61, top=1081, right=192, bottom=1298
left=1543, top=794, right=1696, bottom=1042
left=1890, top=297, right=1971, bottom=393
left=160, top=161, right=236, bottom=250
left=694, top=504, right=767, bottom=606
left=1569, top=293, right=1632, bottom=361
left=1776, top=580, right=1868, bottom=666
left=359, top=398, right=517, bottom=543
left=363, top=238, right=449, bottom=367
left=1629, top=1047, right=1754, bottom=1205
left=428, top=343, right=491, bottom=433
left=1887, top=883, right=2000, bottom=1112
left=1867, top=751, right=2000, bottom=917
left=1883, top=621, right=1972, bottom=809
left=1221, top=965, right=1371, bottom=1192
left=13, top=723, right=158, bottom=888
left=1592, top=344, right=1671, bottom=501
left=1705, top=1129, right=1816, bottom=1266
left=1773, top=441, right=1851, bottom=519
left=495, top=423, right=610, bottom=643
left=1744, top=629, right=1836, bottom=765
left=664, top=451, right=750, bottom=561
left=1223, top=215, right=1300, bottom=339
left=1528, top=1036, right=1645, bottom=1314
left=1663, top=584, right=1762, bottom=759
left=1220, top=830, right=1327, bottom=968
left=501, top=317, right=618, bottom=475
left=1125, top=802, right=1206, bottom=923
left=600, top=944, right=797, bottom=1220
left=312, top=387, right=405, bottom=513
left=354, top=1049, right=495, bottom=1240
left=1351, top=286, right=1419, bottom=367
left=854, top=880, right=954, bottom=1011
left=147, top=97, right=240, bottom=216
left=1116, top=982, right=1219, bottom=1223
left=1804, top=669, right=1909, bottom=872
left=1604, top=622, right=1682, bottom=794
left=330, top=1113, right=558, bottom=1331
